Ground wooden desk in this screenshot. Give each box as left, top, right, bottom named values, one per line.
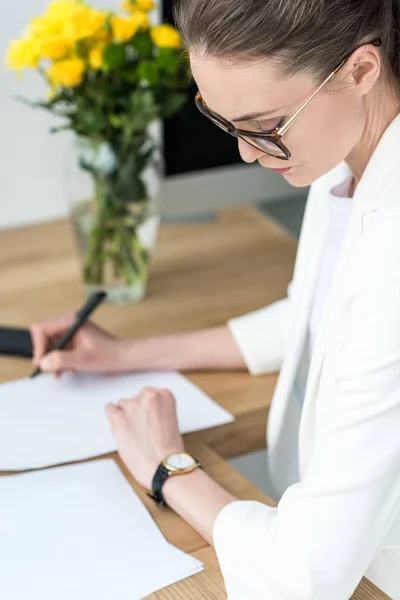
left=0, top=206, right=388, bottom=599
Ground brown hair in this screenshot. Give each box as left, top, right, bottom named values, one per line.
left=174, top=0, right=400, bottom=90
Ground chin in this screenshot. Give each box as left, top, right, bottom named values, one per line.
left=284, top=167, right=320, bottom=188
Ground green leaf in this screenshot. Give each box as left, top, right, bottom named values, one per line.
left=109, top=114, right=124, bottom=128
left=127, top=88, right=159, bottom=132
left=49, top=124, right=72, bottom=134
left=79, top=109, right=103, bottom=134
left=14, top=95, right=51, bottom=110
left=103, top=43, right=127, bottom=70
left=137, top=60, right=158, bottom=85
left=156, top=47, right=181, bottom=74
left=131, top=32, right=153, bottom=58
left=123, top=70, right=139, bottom=84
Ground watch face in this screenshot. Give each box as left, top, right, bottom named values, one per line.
left=165, top=453, right=197, bottom=471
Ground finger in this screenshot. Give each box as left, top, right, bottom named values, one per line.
left=105, top=403, right=128, bottom=433
left=142, top=387, right=174, bottom=399
left=40, top=349, right=82, bottom=374
left=139, top=386, right=157, bottom=396
left=106, top=403, right=120, bottom=425
left=30, top=312, right=76, bottom=364
left=106, top=403, right=121, bottom=417
left=116, top=398, right=130, bottom=409
left=117, top=397, right=139, bottom=412
left=160, top=388, right=176, bottom=403
left=141, top=386, right=166, bottom=401
left=142, top=388, right=175, bottom=409
left=30, top=326, right=48, bottom=366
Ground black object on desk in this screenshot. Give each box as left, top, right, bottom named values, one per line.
left=30, top=291, right=107, bottom=379
left=0, top=327, right=33, bottom=358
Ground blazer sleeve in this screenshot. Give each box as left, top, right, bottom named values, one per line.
left=227, top=287, right=293, bottom=376
left=214, top=217, right=400, bottom=599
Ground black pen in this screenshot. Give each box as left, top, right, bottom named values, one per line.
left=30, top=291, right=107, bottom=379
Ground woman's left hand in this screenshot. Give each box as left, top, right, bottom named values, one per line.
left=105, top=387, right=185, bottom=490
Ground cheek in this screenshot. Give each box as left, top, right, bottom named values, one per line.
left=283, top=94, right=365, bottom=186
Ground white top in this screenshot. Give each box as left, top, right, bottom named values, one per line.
left=293, top=177, right=353, bottom=412
left=309, top=177, right=353, bottom=351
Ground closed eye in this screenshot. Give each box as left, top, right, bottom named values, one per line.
left=258, top=117, right=286, bottom=134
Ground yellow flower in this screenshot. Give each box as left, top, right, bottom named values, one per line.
left=47, top=58, right=85, bottom=87
left=111, top=16, right=137, bottom=42
left=5, top=2, right=108, bottom=73
left=122, top=0, right=155, bottom=12
left=131, top=10, right=150, bottom=29
left=111, top=13, right=149, bottom=42
left=64, top=5, right=106, bottom=43
left=46, top=0, right=83, bottom=20
left=94, top=25, right=113, bottom=45
left=89, top=45, right=105, bottom=70
left=30, top=15, right=63, bottom=38
left=151, top=24, right=181, bottom=49
left=4, top=37, right=39, bottom=70
left=32, top=2, right=106, bottom=45
left=136, top=0, right=155, bottom=11
left=34, top=37, right=71, bottom=60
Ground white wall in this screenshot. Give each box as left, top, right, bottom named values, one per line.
left=0, top=0, right=129, bottom=230
left=0, top=1, right=298, bottom=230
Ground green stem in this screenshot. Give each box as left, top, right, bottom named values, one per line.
left=83, top=178, right=150, bottom=287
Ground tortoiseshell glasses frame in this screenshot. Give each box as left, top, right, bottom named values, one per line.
left=195, top=37, right=384, bottom=160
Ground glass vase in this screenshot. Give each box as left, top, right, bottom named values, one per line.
left=68, top=137, right=160, bottom=305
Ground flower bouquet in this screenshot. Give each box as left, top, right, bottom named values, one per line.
left=5, top=0, right=190, bottom=303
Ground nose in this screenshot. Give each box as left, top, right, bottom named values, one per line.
left=237, top=138, right=265, bottom=163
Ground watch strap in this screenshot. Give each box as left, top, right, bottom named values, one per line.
left=147, top=458, right=203, bottom=508
left=146, top=464, right=171, bottom=507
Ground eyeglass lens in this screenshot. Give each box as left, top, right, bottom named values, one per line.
left=239, top=135, right=287, bottom=158
left=196, top=95, right=288, bottom=158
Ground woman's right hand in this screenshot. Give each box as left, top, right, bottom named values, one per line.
left=30, top=312, right=126, bottom=376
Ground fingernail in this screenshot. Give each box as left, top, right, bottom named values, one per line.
left=40, top=357, right=51, bottom=372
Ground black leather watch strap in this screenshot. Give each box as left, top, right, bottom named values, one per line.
left=147, top=459, right=203, bottom=508
left=146, top=464, right=171, bottom=507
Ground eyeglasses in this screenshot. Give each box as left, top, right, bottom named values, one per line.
left=195, top=37, right=384, bottom=161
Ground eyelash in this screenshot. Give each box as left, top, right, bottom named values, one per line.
left=258, top=117, right=286, bottom=134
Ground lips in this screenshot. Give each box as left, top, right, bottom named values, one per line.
left=269, top=167, right=292, bottom=174
left=259, top=162, right=293, bottom=173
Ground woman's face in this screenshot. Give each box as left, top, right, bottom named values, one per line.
left=190, top=54, right=368, bottom=187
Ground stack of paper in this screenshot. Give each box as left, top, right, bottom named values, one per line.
left=0, top=460, right=203, bottom=600
left=0, top=370, right=234, bottom=470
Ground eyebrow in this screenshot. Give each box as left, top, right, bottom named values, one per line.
left=230, top=108, right=283, bottom=123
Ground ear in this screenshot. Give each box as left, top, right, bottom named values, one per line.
left=348, top=44, right=382, bottom=98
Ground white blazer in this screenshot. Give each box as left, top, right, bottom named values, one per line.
left=214, top=114, right=400, bottom=599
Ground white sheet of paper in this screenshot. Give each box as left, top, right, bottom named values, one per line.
left=0, top=460, right=203, bottom=600
left=0, top=370, right=234, bottom=470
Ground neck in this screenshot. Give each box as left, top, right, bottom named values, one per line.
left=346, top=84, right=400, bottom=196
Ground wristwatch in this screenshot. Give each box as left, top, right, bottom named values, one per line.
left=147, top=452, right=202, bottom=507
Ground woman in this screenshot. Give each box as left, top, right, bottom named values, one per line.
left=31, top=1, right=400, bottom=598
